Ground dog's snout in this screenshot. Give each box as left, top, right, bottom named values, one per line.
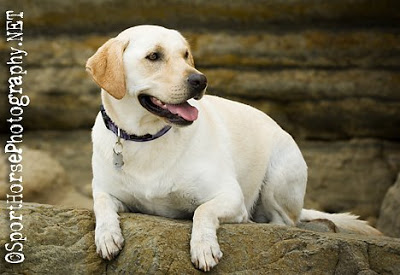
left=188, top=74, right=207, bottom=94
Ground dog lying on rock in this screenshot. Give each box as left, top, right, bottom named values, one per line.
left=86, top=25, right=381, bottom=272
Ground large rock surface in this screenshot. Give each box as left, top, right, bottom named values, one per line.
left=0, top=144, right=92, bottom=209
left=301, top=139, right=400, bottom=222
left=19, top=131, right=400, bottom=220
left=1, top=29, right=399, bottom=139
left=1, top=202, right=400, bottom=274
left=2, top=130, right=399, bottom=224
left=1, top=64, right=399, bottom=139
left=1, top=0, right=399, bottom=34
left=0, top=147, right=66, bottom=200
left=378, top=173, right=400, bottom=238
left=2, top=31, right=399, bottom=69
left=1, top=3, right=399, bottom=272
left=0, top=1, right=399, bottom=140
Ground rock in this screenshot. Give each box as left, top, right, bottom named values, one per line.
left=19, top=67, right=100, bottom=131
left=0, top=147, right=66, bottom=202
left=378, top=173, right=400, bottom=238
left=297, top=219, right=339, bottom=233
left=301, top=139, right=399, bottom=221
left=0, top=146, right=92, bottom=209
left=20, top=148, right=66, bottom=202
left=204, top=69, right=400, bottom=101
left=0, top=202, right=399, bottom=274
left=0, top=1, right=399, bottom=140
left=1, top=0, right=399, bottom=34
left=23, top=131, right=94, bottom=204
left=0, top=202, right=103, bottom=274
left=2, top=131, right=399, bottom=226
left=188, top=30, right=400, bottom=69
left=1, top=30, right=399, bottom=69
left=1, top=67, right=400, bottom=140
left=0, top=2, right=399, bottom=262
left=220, top=69, right=400, bottom=140
left=2, top=131, right=398, bottom=222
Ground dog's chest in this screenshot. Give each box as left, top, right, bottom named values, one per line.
left=140, top=190, right=197, bottom=219
left=112, top=174, right=199, bottom=219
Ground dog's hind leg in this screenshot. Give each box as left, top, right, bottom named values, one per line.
left=255, top=134, right=307, bottom=226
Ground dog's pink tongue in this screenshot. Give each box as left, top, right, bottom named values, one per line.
left=166, top=102, right=198, bottom=121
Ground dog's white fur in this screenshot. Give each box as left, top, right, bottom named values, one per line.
left=87, top=25, right=380, bottom=272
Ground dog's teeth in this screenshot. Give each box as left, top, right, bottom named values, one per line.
left=151, top=97, right=164, bottom=107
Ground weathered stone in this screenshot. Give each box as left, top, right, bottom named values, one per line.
left=207, top=69, right=400, bottom=101
left=0, top=146, right=92, bottom=209
left=244, top=98, right=400, bottom=140
left=208, top=69, right=400, bottom=139
left=2, top=131, right=399, bottom=224
left=0, top=1, right=399, bottom=140
left=0, top=66, right=101, bottom=131
left=297, top=219, right=339, bottom=233
left=0, top=147, right=66, bottom=201
left=300, top=139, right=400, bottom=222
left=0, top=153, right=7, bottom=187
left=1, top=202, right=399, bottom=274
left=0, top=2, right=399, bottom=272
left=1, top=67, right=399, bottom=139
left=378, top=173, right=400, bottom=238
left=23, top=130, right=94, bottom=206
left=189, top=30, right=400, bottom=69
left=1, top=0, right=399, bottom=34
left=212, top=76, right=391, bottom=140
left=0, top=202, right=103, bottom=274
left=1, top=30, right=399, bottom=69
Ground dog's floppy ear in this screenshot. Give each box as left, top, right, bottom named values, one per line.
left=86, top=38, right=129, bottom=100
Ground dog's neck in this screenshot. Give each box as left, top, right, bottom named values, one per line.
left=100, top=105, right=172, bottom=142
left=101, top=90, right=170, bottom=137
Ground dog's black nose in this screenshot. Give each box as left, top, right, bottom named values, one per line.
left=188, top=73, right=207, bottom=94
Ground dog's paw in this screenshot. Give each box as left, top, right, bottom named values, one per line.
left=95, top=225, right=125, bottom=260
left=190, top=238, right=223, bottom=272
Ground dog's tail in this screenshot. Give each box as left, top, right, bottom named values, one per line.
left=300, top=209, right=381, bottom=235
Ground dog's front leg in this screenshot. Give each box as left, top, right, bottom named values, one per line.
left=190, top=190, right=248, bottom=272
left=93, top=191, right=127, bottom=260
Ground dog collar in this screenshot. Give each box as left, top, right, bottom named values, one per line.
left=100, top=105, right=172, bottom=142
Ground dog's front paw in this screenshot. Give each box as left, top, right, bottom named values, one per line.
left=95, top=225, right=124, bottom=260
left=190, top=238, right=223, bottom=272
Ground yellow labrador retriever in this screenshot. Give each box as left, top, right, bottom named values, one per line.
left=86, top=25, right=380, bottom=272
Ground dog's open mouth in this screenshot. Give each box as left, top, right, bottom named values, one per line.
left=138, top=95, right=199, bottom=126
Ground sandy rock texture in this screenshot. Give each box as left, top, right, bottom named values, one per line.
left=0, top=140, right=92, bottom=209
left=0, top=1, right=399, bottom=272
left=0, top=1, right=399, bottom=140
left=1, top=131, right=399, bottom=233
left=378, top=173, right=400, bottom=238
left=1, top=202, right=400, bottom=274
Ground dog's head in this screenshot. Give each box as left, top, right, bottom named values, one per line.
left=86, top=25, right=207, bottom=126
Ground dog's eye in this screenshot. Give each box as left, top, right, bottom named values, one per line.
left=184, top=51, right=189, bottom=59
left=146, top=52, right=160, bottom=61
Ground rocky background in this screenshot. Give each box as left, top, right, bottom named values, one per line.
left=1, top=202, right=400, bottom=274
left=1, top=0, right=400, bottom=273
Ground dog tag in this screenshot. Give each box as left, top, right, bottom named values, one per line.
left=113, top=135, right=124, bottom=169
left=113, top=151, right=124, bottom=169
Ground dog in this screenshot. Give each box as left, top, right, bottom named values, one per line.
left=86, top=25, right=380, bottom=272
